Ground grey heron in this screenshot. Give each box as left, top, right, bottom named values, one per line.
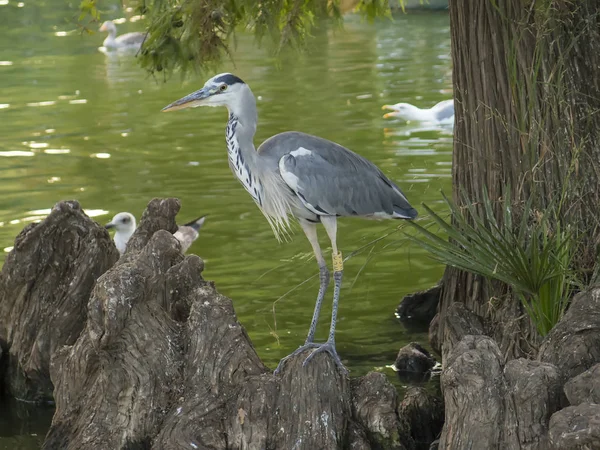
left=162, top=73, right=418, bottom=374
left=99, top=21, right=146, bottom=51
left=105, top=212, right=206, bottom=254
left=382, top=99, right=454, bottom=124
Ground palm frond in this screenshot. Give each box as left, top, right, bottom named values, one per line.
left=407, top=188, right=579, bottom=336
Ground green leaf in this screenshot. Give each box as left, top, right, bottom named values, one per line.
left=409, top=188, right=580, bottom=336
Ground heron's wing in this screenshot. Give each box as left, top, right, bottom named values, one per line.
left=173, top=226, right=199, bottom=253
left=276, top=134, right=417, bottom=219
left=115, top=32, right=146, bottom=46
left=432, top=100, right=454, bottom=122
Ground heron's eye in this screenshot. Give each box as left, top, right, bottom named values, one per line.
left=123, top=217, right=130, bottom=223
left=220, top=84, right=227, bottom=92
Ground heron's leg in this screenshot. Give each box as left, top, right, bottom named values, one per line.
left=303, top=216, right=347, bottom=374
left=273, top=220, right=329, bottom=375
left=299, top=219, right=330, bottom=344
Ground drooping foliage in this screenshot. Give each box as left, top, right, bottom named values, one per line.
left=409, top=189, right=579, bottom=337
left=80, top=0, right=405, bottom=76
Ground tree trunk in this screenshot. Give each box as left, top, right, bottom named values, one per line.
left=6, top=198, right=417, bottom=450
left=439, top=335, right=562, bottom=450
left=437, top=0, right=600, bottom=359
left=437, top=287, right=600, bottom=449
left=0, top=201, right=119, bottom=401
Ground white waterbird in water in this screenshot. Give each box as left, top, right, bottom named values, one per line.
left=105, top=212, right=206, bottom=255
left=162, top=73, right=418, bottom=375
left=99, top=21, right=146, bottom=51
left=382, top=99, right=454, bottom=124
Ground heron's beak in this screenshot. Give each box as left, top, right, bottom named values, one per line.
left=99, top=23, right=107, bottom=32
left=162, top=88, right=211, bottom=112
left=105, top=222, right=115, bottom=230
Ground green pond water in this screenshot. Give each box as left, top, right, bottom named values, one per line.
left=0, top=2, right=452, bottom=447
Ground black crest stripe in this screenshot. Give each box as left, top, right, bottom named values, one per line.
left=214, top=74, right=245, bottom=86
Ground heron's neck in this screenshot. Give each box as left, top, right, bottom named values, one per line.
left=226, top=110, right=263, bottom=206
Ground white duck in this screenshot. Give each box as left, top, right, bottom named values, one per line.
left=382, top=99, right=454, bottom=124
left=105, top=212, right=206, bottom=255
left=99, top=20, right=146, bottom=51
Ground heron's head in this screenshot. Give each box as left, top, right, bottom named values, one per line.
left=381, top=103, right=416, bottom=120
left=99, top=21, right=116, bottom=34
left=105, top=212, right=136, bottom=233
left=161, top=73, right=251, bottom=114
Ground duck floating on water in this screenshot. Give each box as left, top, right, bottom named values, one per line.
left=382, top=99, right=454, bottom=125
left=99, top=20, right=146, bottom=51
left=105, top=212, right=206, bottom=255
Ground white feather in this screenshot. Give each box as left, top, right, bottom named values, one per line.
left=258, top=168, right=295, bottom=242
left=290, top=147, right=312, bottom=157
left=226, top=115, right=294, bottom=242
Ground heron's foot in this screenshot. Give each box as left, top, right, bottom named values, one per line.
left=274, top=342, right=321, bottom=375
left=303, top=340, right=348, bottom=375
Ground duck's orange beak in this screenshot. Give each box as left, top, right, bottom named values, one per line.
left=382, top=105, right=398, bottom=119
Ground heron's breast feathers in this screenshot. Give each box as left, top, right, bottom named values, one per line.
left=257, top=169, right=296, bottom=242
left=226, top=116, right=295, bottom=241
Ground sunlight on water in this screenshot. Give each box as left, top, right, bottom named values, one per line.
left=0, top=4, right=452, bottom=445
left=26, top=101, right=56, bottom=107
left=0, top=151, right=35, bottom=157
left=44, top=148, right=70, bottom=154
left=25, top=208, right=109, bottom=218
left=26, top=142, right=49, bottom=149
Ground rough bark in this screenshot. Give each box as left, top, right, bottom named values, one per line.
left=538, top=287, right=600, bottom=386
left=352, top=372, right=414, bottom=450
left=29, top=199, right=415, bottom=450
left=440, top=302, right=485, bottom=362
left=439, top=335, right=561, bottom=450
left=548, top=403, right=600, bottom=450
left=428, top=314, right=441, bottom=356
left=503, top=359, right=562, bottom=450
left=439, top=336, right=504, bottom=449
left=123, top=197, right=180, bottom=256
left=564, top=364, right=600, bottom=406
left=0, top=200, right=118, bottom=402
left=439, top=0, right=600, bottom=360
left=399, top=387, right=444, bottom=450
left=435, top=288, right=600, bottom=449
left=394, top=343, right=437, bottom=383
left=396, top=284, right=441, bottom=328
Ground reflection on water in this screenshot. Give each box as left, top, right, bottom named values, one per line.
left=0, top=399, right=54, bottom=450
left=1, top=2, right=452, bottom=445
